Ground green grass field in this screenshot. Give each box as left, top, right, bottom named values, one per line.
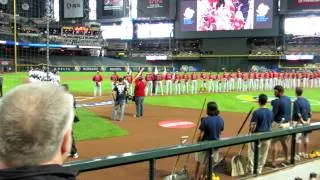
left=2, top=72, right=320, bottom=141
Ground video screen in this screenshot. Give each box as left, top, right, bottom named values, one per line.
left=137, top=23, right=174, bottom=39
left=180, top=0, right=273, bottom=31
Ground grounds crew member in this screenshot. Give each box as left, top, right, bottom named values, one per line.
left=292, top=87, right=312, bottom=159
left=112, top=78, right=128, bottom=121
left=0, top=83, right=78, bottom=179
left=247, top=94, right=272, bottom=174
left=194, top=101, right=224, bottom=180
left=92, top=71, right=103, bottom=97
left=270, top=85, right=291, bottom=167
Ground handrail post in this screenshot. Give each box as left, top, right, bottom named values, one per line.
left=253, top=140, right=260, bottom=175
left=291, top=133, right=297, bottom=165
left=207, top=148, right=213, bottom=180
left=149, top=159, right=156, bottom=180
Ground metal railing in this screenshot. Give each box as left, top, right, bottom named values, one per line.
left=64, top=122, right=320, bottom=180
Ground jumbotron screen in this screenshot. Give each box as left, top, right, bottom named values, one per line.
left=180, top=0, right=274, bottom=32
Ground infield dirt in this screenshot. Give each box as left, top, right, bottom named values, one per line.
left=69, top=97, right=320, bottom=180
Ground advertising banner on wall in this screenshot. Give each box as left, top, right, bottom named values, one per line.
left=64, top=0, right=84, bottom=18
left=98, top=0, right=124, bottom=18
left=137, top=0, right=170, bottom=18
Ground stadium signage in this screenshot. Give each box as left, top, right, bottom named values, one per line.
left=296, top=0, right=320, bottom=4
left=64, top=0, right=84, bottom=18
left=146, top=55, right=168, bottom=61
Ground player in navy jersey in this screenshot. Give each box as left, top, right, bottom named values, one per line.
left=270, top=85, right=291, bottom=167
left=248, top=94, right=272, bottom=174
left=293, top=87, right=312, bottom=159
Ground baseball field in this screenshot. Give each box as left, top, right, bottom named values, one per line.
left=3, top=72, right=320, bottom=179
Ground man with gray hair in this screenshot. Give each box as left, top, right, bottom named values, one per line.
left=0, top=83, right=78, bottom=179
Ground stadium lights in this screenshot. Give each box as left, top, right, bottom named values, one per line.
left=0, top=40, right=6, bottom=44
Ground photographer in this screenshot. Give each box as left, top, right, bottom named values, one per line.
left=112, top=78, right=128, bottom=121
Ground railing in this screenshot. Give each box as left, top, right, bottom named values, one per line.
left=64, top=122, right=320, bottom=180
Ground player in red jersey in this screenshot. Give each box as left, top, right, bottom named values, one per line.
left=145, top=72, right=154, bottom=96
left=264, top=71, right=270, bottom=90
left=164, top=72, right=173, bottom=95
left=208, top=72, right=216, bottom=93
left=230, top=72, right=236, bottom=91
left=173, top=72, right=181, bottom=95
left=93, top=71, right=104, bottom=97
left=258, top=72, right=264, bottom=91
left=216, top=73, right=223, bottom=92
left=155, top=73, right=164, bottom=96
left=124, top=72, right=133, bottom=95
left=302, top=70, right=308, bottom=88
left=254, top=72, right=259, bottom=91
left=191, top=72, right=198, bottom=94
left=200, top=72, right=207, bottom=93
left=317, top=70, right=320, bottom=88
left=310, top=72, right=314, bottom=88
left=236, top=70, right=243, bottom=92
left=223, top=71, right=230, bottom=92
left=110, top=72, right=119, bottom=90
left=182, top=72, right=190, bottom=94
left=242, top=72, right=248, bottom=91
left=249, top=71, right=254, bottom=91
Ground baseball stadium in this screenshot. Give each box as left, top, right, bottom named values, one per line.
left=1, top=0, right=320, bottom=180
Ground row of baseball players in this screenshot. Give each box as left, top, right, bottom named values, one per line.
left=108, top=70, right=320, bottom=96
left=28, top=68, right=61, bottom=86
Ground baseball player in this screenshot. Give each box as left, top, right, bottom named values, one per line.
left=254, top=72, right=259, bottom=91
left=52, top=71, right=61, bottom=86
left=242, top=72, right=248, bottom=91
left=155, top=73, right=164, bottom=96
left=310, top=72, right=315, bottom=89
left=165, top=72, right=173, bottom=95
left=124, top=73, right=133, bottom=95
left=223, top=71, right=230, bottom=92
left=200, top=72, right=207, bottom=93
left=278, top=72, right=283, bottom=87
left=259, top=72, right=264, bottom=91
left=236, top=70, right=243, bottom=92
left=230, top=72, right=236, bottom=91
left=216, top=73, right=223, bottom=92
left=249, top=71, right=254, bottom=91
left=191, top=72, right=198, bottom=94
left=92, top=71, right=103, bottom=97
left=317, top=70, right=320, bottom=88
left=208, top=72, right=215, bottom=93
left=174, top=72, right=181, bottom=95
left=182, top=72, right=189, bottom=94
left=110, top=72, right=119, bottom=91
left=302, top=70, right=307, bottom=88
left=145, top=72, right=154, bottom=96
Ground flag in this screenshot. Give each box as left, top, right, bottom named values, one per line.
left=154, top=66, right=159, bottom=75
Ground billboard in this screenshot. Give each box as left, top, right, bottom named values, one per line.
left=180, top=0, right=273, bottom=32
left=176, top=0, right=279, bottom=38
left=137, top=0, right=170, bottom=18
left=64, top=0, right=84, bottom=18
left=97, top=0, right=124, bottom=19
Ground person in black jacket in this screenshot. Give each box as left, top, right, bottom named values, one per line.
left=0, top=83, right=78, bottom=179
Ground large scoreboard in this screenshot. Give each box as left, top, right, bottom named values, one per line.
left=176, top=0, right=280, bottom=38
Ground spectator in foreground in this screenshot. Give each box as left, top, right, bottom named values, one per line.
left=194, top=101, right=224, bottom=180
left=247, top=94, right=272, bottom=174
left=0, top=83, right=78, bottom=179
left=292, top=87, right=312, bottom=159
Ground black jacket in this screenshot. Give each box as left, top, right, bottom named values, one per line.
left=0, top=164, right=78, bottom=180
